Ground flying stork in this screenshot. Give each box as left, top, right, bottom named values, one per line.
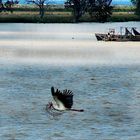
left=46, top=87, right=84, bottom=113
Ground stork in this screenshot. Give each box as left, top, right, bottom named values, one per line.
left=46, top=87, right=84, bottom=113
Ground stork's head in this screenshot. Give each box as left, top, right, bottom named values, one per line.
left=47, top=102, right=53, bottom=109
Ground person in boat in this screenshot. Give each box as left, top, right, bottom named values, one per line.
left=107, top=29, right=115, bottom=41
left=107, top=32, right=111, bottom=41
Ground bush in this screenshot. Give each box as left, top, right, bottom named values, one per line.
left=110, top=14, right=140, bottom=22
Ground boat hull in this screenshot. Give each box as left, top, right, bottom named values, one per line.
left=95, top=33, right=140, bottom=41
left=95, top=33, right=107, bottom=41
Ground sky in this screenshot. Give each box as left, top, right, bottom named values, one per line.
left=15, top=0, right=132, bottom=5
left=112, top=0, right=132, bottom=5
left=55, top=0, right=132, bottom=5
left=53, top=0, right=131, bottom=5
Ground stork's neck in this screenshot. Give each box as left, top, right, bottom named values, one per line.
left=52, top=100, right=66, bottom=111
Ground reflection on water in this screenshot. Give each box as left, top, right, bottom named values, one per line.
left=0, top=22, right=140, bottom=139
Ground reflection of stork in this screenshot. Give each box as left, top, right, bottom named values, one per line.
left=46, top=87, right=84, bottom=113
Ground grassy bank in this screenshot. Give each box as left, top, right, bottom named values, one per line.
left=0, top=5, right=140, bottom=23
left=0, top=11, right=73, bottom=23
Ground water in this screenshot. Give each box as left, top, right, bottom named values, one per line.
left=0, top=22, right=140, bottom=140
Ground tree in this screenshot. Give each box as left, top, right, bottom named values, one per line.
left=27, top=0, right=50, bottom=18
left=65, top=0, right=113, bottom=22
left=0, top=0, right=19, bottom=13
left=137, top=0, right=140, bottom=15
left=131, top=0, right=140, bottom=16
left=88, top=0, right=113, bottom=22
left=65, top=0, right=88, bottom=22
left=131, top=0, right=136, bottom=5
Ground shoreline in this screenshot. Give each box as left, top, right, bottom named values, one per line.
left=0, top=14, right=139, bottom=23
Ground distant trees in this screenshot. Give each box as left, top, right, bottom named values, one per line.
left=27, top=0, right=50, bottom=18
left=131, top=0, right=140, bottom=16
left=65, top=0, right=113, bottom=22
left=0, top=0, right=19, bottom=13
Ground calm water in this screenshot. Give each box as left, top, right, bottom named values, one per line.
left=0, top=22, right=140, bottom=140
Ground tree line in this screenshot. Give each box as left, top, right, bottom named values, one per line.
left=0, top=0, right=140, bottom=22
left=26, top=0, right=113, bottom=22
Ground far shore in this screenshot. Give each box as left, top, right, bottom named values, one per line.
left=0, top=5, right=140, bottom=23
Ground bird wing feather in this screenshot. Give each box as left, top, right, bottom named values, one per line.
left=51, top=87, right=73, bottom=109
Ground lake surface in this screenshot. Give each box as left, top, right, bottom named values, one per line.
left=0, top=22, right=140, bottom=140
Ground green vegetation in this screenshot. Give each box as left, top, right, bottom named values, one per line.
left=113, top=6, right=135, bottom=12
left=0, top=5, right=140, bottom=23
left=110, top=13, right=140, bottom=22
left=131, top=0, right=140, bottom=16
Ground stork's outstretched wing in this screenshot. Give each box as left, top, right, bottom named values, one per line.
left=51, top=87, right=73, bottom=109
